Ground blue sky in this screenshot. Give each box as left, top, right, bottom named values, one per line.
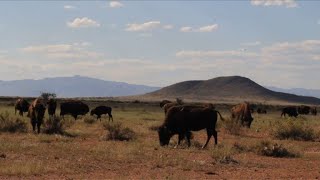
left=0, top=0, right=320, bottom=89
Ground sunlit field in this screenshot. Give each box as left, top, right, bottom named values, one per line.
left=1, top=98, right=320, bottom=179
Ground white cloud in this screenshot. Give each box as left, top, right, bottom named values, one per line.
left=318, top=20, right=320, bottom=25
left=180, top=24, right=218, bottom=32
left=180, top=27, right=193, bottom=32
left=163, top=24, right=174, bottom=30
left=198, top=24, right=218, bottom=32
left=241, top=41, right=261, bottom=46
left=64, top=5, right=76, bottom=10
left=251, top=0, right=298, bottom=8
left=126, top=21, right=161, bottom=32
left=67, top=17, right=100, bottom=28
left=21, top=43, right=103, bottom=59
left=176, top=50, right=258, bottom=58
left=109, top=1, right=124, bottom=8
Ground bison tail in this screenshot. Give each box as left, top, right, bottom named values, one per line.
left=216, top=111, right=225, bottom=121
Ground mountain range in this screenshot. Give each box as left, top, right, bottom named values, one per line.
left=0, top=75, right=160, bottom=97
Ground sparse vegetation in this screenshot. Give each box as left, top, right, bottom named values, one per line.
left=0, top=111, right=28, bottom=133
left=223, top=118, right=242, bottom=135
left=272, top=120, right=318, bottom=141
left=83, top=116, right=96, bottom=124
left=211, top=143, right=238, bottom=164
left=43, top=116, right=65, bottom=134
left=252, top=140, right=300, bottom=158
left=103, top=122, right=136, bottom=141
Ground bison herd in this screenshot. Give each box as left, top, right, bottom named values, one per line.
left=14, top=98, right=113, bottom=133
left=13, top=97, right=318, bottom=148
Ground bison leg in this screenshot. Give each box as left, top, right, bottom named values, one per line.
left=174, top=133, right=185, bottom=148
left=37, top=121, right=41, bottom=134
left=31, top=119, right=37, bottom=132
left=213, top=130, right=218, bottom=145
left=202, top=129, right=214, bottom=149
left=108, top=113, right=113, bottom=122
left=186, top=131, right=192, bottom=147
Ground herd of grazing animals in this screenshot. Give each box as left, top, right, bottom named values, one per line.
left=12, top=98, right=318, bottom=148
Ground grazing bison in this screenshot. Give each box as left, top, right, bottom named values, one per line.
left=160, top=100, right=172, bottom=108
left=257, top=108, right=267, bottom=114
left=14, top=98, right=30, bottom=116
left=28, top=98, right=46, bottom=133
left=90, top=106, right=113, bottom=121
left=158, top=105, right=224, bottom=148
left=311, top=107, right=317, bottom=116
left=297, top=105, right=311, bottom=115
left=231, top=102, right=254, bottom=128
left=281, top=107, right=298, bottom=117
left=60, top=101, right=89, bottom=120
left=47, top=98, right=57, bottom=118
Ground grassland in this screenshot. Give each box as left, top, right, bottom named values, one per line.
left=0, top=98, right=320, bottom=179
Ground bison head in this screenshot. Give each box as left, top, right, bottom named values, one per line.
left=157, top=126, right=173, bottom=146
left=243, top=117, right=254, bottom=128
left=90, top=109, right=95, bottom=116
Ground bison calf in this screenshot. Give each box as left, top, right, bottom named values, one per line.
left=158, top=106, right=224, bottom=149
left=90, top=106, right=113, bottom=122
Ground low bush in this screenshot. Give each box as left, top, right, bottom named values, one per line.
left=253, top=140, right=299, bottom=158
left=103, top=122, right=136, bottom=141
left=0, top=111, right=28, bottom=133
left=211, top=144, right=239, bottom=164
left=223, top=118, right=242, bottom=135
left=83, top=116, right=96, bottom=124
left=272, top=120, right=317, bottom=141
left=43, top=116, right=65, bottom=135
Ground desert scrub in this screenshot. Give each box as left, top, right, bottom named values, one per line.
left=0, top=111, right=28, bottom=133
left=222, top=118, right=242, bottom=135
left=83, top=116, right=96, bottom=124
left=103, top=122, right=136, bottom=141
left=272, top=120, right=318, bottom=141
left=43, top=116, right=65, bottom=135
left=252, top=140, right=300, bottom=158
left=211, top=143, right=239, bottom=164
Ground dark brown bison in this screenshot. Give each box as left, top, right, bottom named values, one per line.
left=14, top=98, right=30, bottom=116
left=297, top=105, right=311, bottom=115
left=28, top=98, right=46, bottom=133
left=160, top=100, right=172, bottom=108
left=90, top=106, right=113, bottom=121
left=257, top=108, right=267, bottom=114
left=158, top=105, right=224, bottom=148
left=60, top=101, right=89, bottom=120
left=231, top=102, right=254, bottom=128
left=311, top=107, right=317, bottom=116
left=47, top=98, right=57, bottom=118
left=281, top=107, right=298, bottom=117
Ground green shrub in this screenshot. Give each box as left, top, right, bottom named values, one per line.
left=273, top=120, right=317, bottom=141
left=0, top=111, right=28, bottom=133
left=103, top=122, right=136, bottom=141
left=253, top=140, right=299, bottom=158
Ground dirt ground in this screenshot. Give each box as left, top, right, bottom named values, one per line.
left=1, top=99, right=320, bottom=179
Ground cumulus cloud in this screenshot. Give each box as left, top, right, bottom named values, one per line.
left=180, top=24, right=218, bottom=32
left=163, top=24, right=174, bottom=29
left=109, top=1, right=124, bottom=8
left=21, top=43, right=103, bottom=59
left=125, top=21, right=161, bottom=32
left=64, top=5, right=76, bottom=10
left=176, top=50, right=258, bottom=58
left=67, top=17, right=100, bottom=28
left=251, top=0, right=298, bottom=8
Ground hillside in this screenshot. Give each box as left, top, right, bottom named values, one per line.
left=143, top=76, right=320, bottom=105
left=0, top=76, right=160, bottom=97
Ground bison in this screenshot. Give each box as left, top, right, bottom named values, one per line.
left=47, top=98, right=57, bottom=118
left=60, top=101, right=89, bottom=120
left=231, top=102, right=254, bottom=128
left=158, top=105, right=224, bottom=149
left=28, top=98, right=46, bottom=133
left=90, top=106, right=113, bottom=122
left=311, top=107, right=317, bottom=116
left=281, top=107, right=298, bottom=117
left=297, top=105, right=311, bottom=115
left=257, top=108, right=267, bottom=114
left=14, top=98, right=30, bottom=116
left=160, top=100, right=172, bottom=108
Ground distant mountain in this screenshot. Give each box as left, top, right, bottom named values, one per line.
left=266, top=86, right=320, bottom=99
left=142, top=76, right=320, bottom=105
left=0, top=76, right=160, bottom=97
